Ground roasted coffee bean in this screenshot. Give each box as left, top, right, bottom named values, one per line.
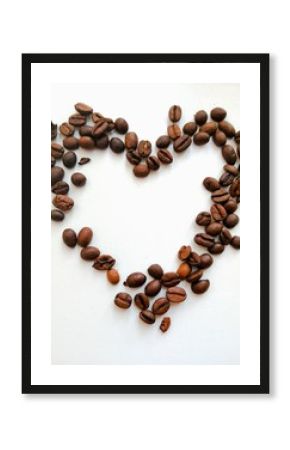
left=51, top=209, right=64, bottom=222
left=51, top=121, right=57, bottom=140
left=235, top=131, right=240, bottom=144
left=92, top=114, right=114, bottom=130
left=231, top=236, right=240, bottom=249
left=211, top=204, right=227, bottom=221
left=93, top=254, right=116, bottom=270
left=194, top=233, right=214, bottom=247
left=219, top=172, right=235, bottom=186
left=114, top=117, right=129, bottom=134
left=52, top=194, right=74, bottom=211
left=224, top=213, right=239, bottom=228
left=152, top=298, right=170, bottom=315
left=229, top=178, right=240, bottom=197
left=157, top=148, right=173, bottom=164
left=63, top=151, right=77, bottom=168
left=219, top=227, right=232, bottom=245
left=92, top=112, right=105, bottom=123
left=139, top=310, right=155, bottom=324
left=79, top=136, right=95, bottom=150
left=213, top=129, right=227, bottom=147
left=62, top=228, right=77, bottom=247
left=78, top=157, right=91, bottom=165
left=79, top=125, right=94, bottom=136
left=81, top=246, right=100, bottom=260
left=177, top=262, right=192, bottom=279
left=166, top=287, right=187, bottom=303
left=219, top=120, right=235, bottom=138
left=51, top=166, right=64, bottom=186
left=134, top=293, right=149, bottom=310
left=224, top=198, right=238, bottom=213
left=114, top=292, right=132, bottom=309
left=92, top=120, right=109, bottom=137
left=137, top=140, right=152, bottom=158
left=194, top=110, right=208, bottom=126
left=169, top=105, right=182, bottom=122
left=148, top=264, right=163, bottom=279
left=167, top=124, right=181, bottom=140
left=208, top=242, right=224, bottom=254
left=178, top=245, right=192, bottom=261
left=206, top=221, right=223, bottom=236
left=133, top=163, right=150, bottom=178
left=95, top=134, right=109, bottom=149
left=160, top=317, right=171, bottom=333
left=156, top=135, right=171, bottom=148
left=187, top=252, right=201, bottom=266
left=51, top=157, right=56, bottom=167
left=193, top=131, right=210, bottom=146
left=77, top=227, right=93, bottom=247
left=200, top=121, right=218, bottom=135
left=222, top=145, right=237, bottom=164
left=107, top=269, right=120, bottom=285
left=147, top=155, right=160, bottom=171
left=125, top=132, right=138, bottom=151
left=196, top=212, right=211, bottom=226
left=210, top=107, right=227, bottom=122
left=183, top=121, right=197, bottom=136
left=173, top=135, right=192, bottom=153
left=124, top=272, right=147, bottom=288
left=69, top=113, right=86, bottom=127
left=63, top=136, right=79, bottom=150
left=71, top=172, right=86, bottom=187
left=75, top=102, right=93, bottom=115
left=110, top=137, right=125, bottom=153
left=191, top=279, right=210, bottom=294
left=211, top=188, right=230, bottom=204
left=187, top=269, right=203, bottom=283
left=224, top=164, right=239, bottom=176
left=198, top=253, right=213, bottom=269
left=203, top=177, right=220, bottom=192
left=51, top=181, right=69, bottom=195
left=60, top=122, right=74, bottom=136
left=126, top=150, right=142, bottom=165
left=161, top=272, right=180, bottom=288
left=145, top=279, right=162, bottom=297
left=51, top=143, right=64, bottom=159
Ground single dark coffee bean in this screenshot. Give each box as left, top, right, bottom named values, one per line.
left=211, top=204, right=227, bottom=221
left=71, top=172, right=86, bottom=187
left=69, top=113, right=86, bottom=127
left=77, top=227, right=93, bottom=247
left=203, top=177, right=220, bottom=192
left=156, top=135, right=171, bottom=148
left=224, top=164, right=239, bottom=176
left=51, top=166, right=64, bottom=186
left=224, top=213, right=239, bottom=228
left=231, top=236, right=240, bottom=249
left=211, top=188, right=230, bottom=204
left=80, top=246, right=100, bottom=260
left=166, top=287, right=187, bottom=303
left=173, top=135, right=192, bottom=153
left=193, top=132, right=210, bottom=146
left=187, top=269, right=203, bottom=283
left=177, top=262, right=192, bottom=279
left=157, top=149, right=173, bottom=164
left=187, top=252, right=201, bottom=266
left=51, top=181, right=69, bottom=195
left=114, top=292, right=132, bottom=309
left=62, top=228, right=77, bottom=247
left=206, top=221, right=223, bottom=236
left=169, top=105, right=182, bottom=122
left=208, top=242, right=224, bottom=255
left=51, top=209, right=64, bottom=222
left=51, top=143, right=64, bottom=159
left=229, top=178, right=240, bottom=198
left=124, top=272, right=147, bottom=288
left=219, top=172, right=235, bottom=186
left=60, top=122, right=75, bottom=136
left=222, top=145, right=237, bottom=164
left=126, top=150, right=142, bottom=165
left=178, top=245, right=192, bottom=261
left=134, top=293, right=149, bottom=310
left=191, top=279, right=210, bottom=294
left=218, top=120, right=236, bottom=138
left=152, top=298, right=170, bottom=315
left=125, top=132, right=138, bottom=151
left=213, top=129, right=227, bottom=147
left=114, top=117, right=129, bottom=134
left=148, top=264, right=163, bottom=279
left=79, top=136, right=95, bottom=150
left=92, top=120, right=109, bottom=137
left=196, top=211, right=211, bottom=226
left=79, top=125, right=94, bottom=137
left=78, top=157, right=91, bottom=165
left=183, top=121, right=198, bottom=136
left=95, top=134, right=109, bottom=149
left=210, top=107, right=227, bottom=122
left=75, top=102, right=93, bottom=115
left=145, top=279, right=162, bottom=297
left=93, top=254, right=116, bottom=270
left=198, top=253, right=213, bottom=269
left=51, top=121, right=57, bottom=140
left=107, top=269, right=120, bottom=285
left=194, top=233, right=214, bottom=247
left=167, top=124, right=181, bottom=140
left=200, top=121, right=218, bottom=135
left=219, top=227, right=232, bottom=245
left=235, top=131, right=240, bottom=144
left=63, top=136, right=79, bottom=150
left=110, top=137, right=125, bottom=154
left=137, top=140, right=152, bottom=158
left=139, top=310, right=155, bottom=324
left=161, top=272, right=180, bottom=288
left=51, top=157, right=56, bottom=167
left=52, top=195, right=74, bottom=211
left=160, top=317, right=171, bottom=333
left=147, top=155, right=160, bottom=171
left=133, top=163, right=150, bottom=178
left=63, top=151, right=77, bottom=168
left=224, top=198, right=238, bottom=213
left=194, top=110, right=208, bottom=126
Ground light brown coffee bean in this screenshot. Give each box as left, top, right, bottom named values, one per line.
left=200, top=121, right=218, bottom=135
left=167, top=124, right=181, bottom=140
left=139, top=310, right=155, bottom=324
left=178, top=245, right=192, bottom=261
left=177, top=262, right=192, bottom=279
left=160, top=317, right=171, bottom=333
left=137, top=140, right=152, bottom=158
left=210, top=107, right=227, bottom=122
left=193, top=132, right=210, bottom=146
left=114, top=292, right=132, bottom=309
left=134, top=293, right=149, bottom=310
left=133, top=163, right=150, bottom=178
left=152, top=298, right=170, bottom=315
left=125, top=132, right=138, bottom=150
left=52, top=194, right=74, bottom=211
left=81, top=246, right=100, bottom=260
left=77, top=227, right=93, bottom=247
left=166, top=287, right=187, bottom=303
left=107, top=269, right=120, bottom=285
left=191, top=279, right=210, bottom=294
left=60, top=122, right=75, bottom=136
left=194, top=110, right=208, bottom=125
left=62, top=228, right=77, bottom=248
left=169, top=105, right=182, bottom=122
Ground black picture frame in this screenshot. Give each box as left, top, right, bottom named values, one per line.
left=22, top=53, right=269, bottom=394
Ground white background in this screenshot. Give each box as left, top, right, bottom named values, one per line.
left=0, top=1, right=287, bottom=450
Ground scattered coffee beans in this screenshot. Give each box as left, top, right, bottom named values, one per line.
left=166, top=287, right=187, bottom=303
left=107, top=269, right=120, bottom=285
left=53, top=195, right=74, bottom=211
left=77, top=227, right=93, bottom=247
left=160, top=317, right=171, bottom=333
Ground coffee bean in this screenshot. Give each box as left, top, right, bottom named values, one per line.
left=114, top=117, right=129, bottom=134
left=63, top=136, right=79, bottom=150
left=194, top=233, right=214, bottom=247
left=107, top=269, right=120, bottom=285
left=160, top=317, right=171, bottom=333
left=173, top=135, right=192, bottom=153
left=211, top=188, right=230, bottom=204
left=161, top=272, right=180, bottom=287
left=148, top=264, right=163, bottom=279
left=114, top=292, right=132, bottom=309
left=69, top=114, right=86, bottom=127
left=75, top=102, right=93, bottom=115
left=52, top=195, right=74, bottom=211
left=79, top=125, right=94, bottom=137
left=133, top=163, right=150, bottom=178
left=187, top=252, right=201, bottom=266
left=93, top=254, right=116, bottom=270
left=147, top=155, right=160, bottom=171
left=196, top=212, right=211, bottom=226
left=183, top=122, right=197, bottom=136
left=152, top=298, right=170, bottom=315
left=51, top=143, right=64, bottom=159
left=235, top=131, right=240, bottom=144
left=194, top=110, right=208, bottom=126
left=62, top=228, right=77, bottom=248
left=139, top=310, right=155, bottom=324
left=126, top=150, right=142, bottom=165
left=208, top=242, right=224, bottom=254
left=203, top=177, right=220, bottom=192
left=213, top=129, right=227, bottom=147
left=125, top=132, right=138, bottom=151
left=110, top=137, right=125, bottom=154
left=92, top=114, right=114, bottom=131
left=187, top=269, right=203, bottom=283
left=71, top=172, right=86, bottom=187
left=169, top=105, right=182, bottom=122
left=167, top=124, right=181, bottom=140
left=157, top=149, right=173, bottom=164
left=193, top=132, right=210, bottom=146
left=63, top=151, right=77, bottom=168
left=95, top=134, right=109, bottom=149
left=229, top=178, right=240, bottom=198
left=51, top=209, right=64, bottom=222
left=92, top=120, right=109, bottom=137
left=178, top=245, right=192, bottom=261
left=224, top=164, right=239, bottom=176
left=51, top=181, right=69, bottom=195
left=79, top=136, right=95, bottom=150
left=198, top=253, right=213, bottom=269
left=177, top=262, right=192, bottom=279
left=218, top=120, right=235, bottom=138
left=222, top=145, right=237, bottom=164
left=80, top=246, right=100, bottom=261
left=51, top=121, right=57, bottom=140
left=166, top=287, right=187, bottom=303
left=51, top=157, right=56, bottom=167
left=200, top=121, right=218, bottom=135
left=210, top=107, right=227, bottom=122
left=231, top=236, right=240, bottom=249
left=224, top=198, right=238, bottom=213
left=78, top=157, right=91, bottom=165
left=206, top=221, right=223, bottom=236
left=91, top=112, right=105, bottom=123
left=219, top=227, right=232, bottom=245
left=191, top=279, right=210, bottom=294
left=156, top=135, right=171, bottom=148
left=134, top=293, right=149, bottom=310
left=77, top=227, right=93, bottom=247
left=145, top=279, right=162, bottom=297
left=60, top=122, right=74, bottom=136
left=210, top=204, right=227, bottom=221
left=51, top=166, right=64, bottom=186
left=224, top=213, right=239, bottom=228
left=137, top=140, right=152, bottom=158
left=219, top=172, right=235, bottom=186
left=124, top=272, right=147, bottom=288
